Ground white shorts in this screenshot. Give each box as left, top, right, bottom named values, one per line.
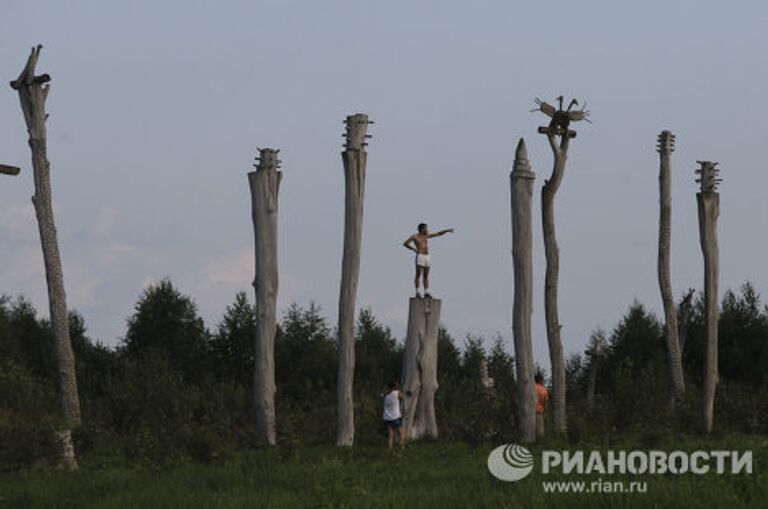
left=415, top=254, right=432, bottom=268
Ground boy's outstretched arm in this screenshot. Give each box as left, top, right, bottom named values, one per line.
left=428, top=228, right=455, bottom=238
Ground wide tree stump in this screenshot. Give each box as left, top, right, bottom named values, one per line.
left=401, top=297, right=441, bottom=440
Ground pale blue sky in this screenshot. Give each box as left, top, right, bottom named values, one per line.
left=1, top=1, right=766, bottom=366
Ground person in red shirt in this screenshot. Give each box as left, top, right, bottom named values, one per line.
left=534, top=372, right=549, bottom=439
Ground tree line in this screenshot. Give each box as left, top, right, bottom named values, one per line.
left=1, top=279, right=766, bottom=468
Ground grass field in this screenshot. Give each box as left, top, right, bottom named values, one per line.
left=0, top=434, right=765, bottom=508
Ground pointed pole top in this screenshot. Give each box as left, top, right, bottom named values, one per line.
left=515, top=138, right=527, bottom=160
left=511, top=137, right=534, bottom=179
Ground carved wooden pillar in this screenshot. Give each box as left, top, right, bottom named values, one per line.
left=510, top=138, right=536, bottom=443
left=696, top=160, right=721, bottom=433
left=249, top=148, right=282, bottom=445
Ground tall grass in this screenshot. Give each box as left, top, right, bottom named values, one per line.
left=0, top=435, right=765, bottom=508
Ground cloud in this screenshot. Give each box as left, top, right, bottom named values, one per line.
left=189, top=248, right=252, bottom=310
left=0, top=202, right=37, bottom=241
left=97, top=242, right=137, bottom=269
left=65, top=264, right=101, bottom=308
left=90, top=207, right=119, bottom=237
left=0, top=246, right=46, bottom=304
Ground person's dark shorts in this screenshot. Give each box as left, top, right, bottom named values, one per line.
left=384, top=417, right=403, bottom=429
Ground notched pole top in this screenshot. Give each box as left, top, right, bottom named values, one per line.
left=695, top=161, right=721, bottom=193
left=253, top=148, right=281, bottom=172
left=343, top=113, right=373, bottom=151
left=657, top=130, right=676, bottom=155
left=10, top=45, right=50, bottom=90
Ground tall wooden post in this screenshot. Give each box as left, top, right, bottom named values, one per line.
left=696, top=160, right=721, bottom=433
left=337, top=113, right=372, bottom=446
left=656, top=131, right=685, bottom=406
left=534, top=96, right=589, bottom=434
left=10, top=45, right=80, bottom=470
left=249, top=147, right=282, bottom=445
left=401, top=297, right=441, bottom=440
left=509, top=138, right=536, bottom=443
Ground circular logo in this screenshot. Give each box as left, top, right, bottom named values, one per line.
left=487, top=443, right=534, bottom=482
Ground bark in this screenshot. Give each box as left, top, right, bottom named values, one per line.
left=657, top=131, right=685, bottom=405
left=510, top=138, right=536, bottom=443
left=401, top=297, right=441, bottom=440
left=337, top=113, right=370, bottom=446
left=540, top=132, right=570, bottom=434
left=697, top=189, right=720, bottom=433
left=249, top=148, right=282, bottom=446
left=10, top=45, right=80, bottom=470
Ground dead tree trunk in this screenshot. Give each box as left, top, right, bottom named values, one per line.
left=401, top=297, right=441, bottom=440
left=696, top=161, right=721, bottom=433
left=656, top=131, right=685, bottom=406
left=539, top=128, right=572, bottom=434
left=249, top=148, right=282, bottom=446
left=509, top=138, right=536, bottom=443
left=10, top=45, right=80, bottom=470
left=337, top=113, right=371, bottom=446
left=532, top=95, right=590, bottom=435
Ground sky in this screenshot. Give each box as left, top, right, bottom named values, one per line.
left=1, top=1, right=766, bottom=367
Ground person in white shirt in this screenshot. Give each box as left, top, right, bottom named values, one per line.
left=382, top=381, right=405, bottom=450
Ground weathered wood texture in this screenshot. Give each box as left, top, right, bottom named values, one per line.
left=249, top=148, right=282, bottom=446
left=656, top=131, right=685, bottom=405
left=11, top=45, right=80, bottom=470
left=540, top=131, right=570, bottom=434
left=696, top=161, right=720, bottom=433
left=510, top=138, right=536, bottom=443
left=401, top=297, right=441, bottom=440
left=337, top=113, right=370, bottom=446
left=0, top=164, right=21, bottom=175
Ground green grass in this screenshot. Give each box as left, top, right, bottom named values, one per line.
left=1, top=435, right=766, bottom=508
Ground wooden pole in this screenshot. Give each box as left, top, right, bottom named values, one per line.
left=510, top=138, right=536, bottom=443
left=249, top=147, right=282, bottom=445
left=337, top=113, right=371, bottom=446
left=656, top=131, right=685, bottom=406
left=532, top=95, right=589, bottom=435
left=10, top=45, right=80, bottom=470
left=540, top=127, right=571, bottom=435
left=401, top=297, right=441, bottom=440
left=696, top=160, right=721, bottom=433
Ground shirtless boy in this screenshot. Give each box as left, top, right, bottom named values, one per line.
left=402, top=223, right=454, bottom=298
